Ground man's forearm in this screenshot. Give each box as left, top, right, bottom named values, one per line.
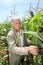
left=9, top=46, right=28, bottom=55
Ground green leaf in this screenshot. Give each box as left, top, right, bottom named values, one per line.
left=23, top=31, right=43, bottom=41
left=29, top=9, right=43, bottom=23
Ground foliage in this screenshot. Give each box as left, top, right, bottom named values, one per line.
left=21, top=9, right=43, bottom=65
left=0, top=9, right=43, bottom=65
left=0, top=20, right=12, bottom=65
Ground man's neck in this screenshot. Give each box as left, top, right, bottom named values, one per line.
left=13, top=28, right=20, bottom=33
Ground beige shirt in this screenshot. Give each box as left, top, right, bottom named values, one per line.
left=7, top=29, right=28, bottom=65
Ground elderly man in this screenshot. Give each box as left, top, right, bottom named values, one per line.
left=7, top=16, right=38, bottom=65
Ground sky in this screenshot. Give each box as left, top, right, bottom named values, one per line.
left=0, top=0, right=43, bottom=23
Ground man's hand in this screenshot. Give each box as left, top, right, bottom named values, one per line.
left=27, top=46, right=39, bottom=55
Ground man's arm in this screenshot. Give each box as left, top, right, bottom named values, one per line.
left=7, top=33, right=38, bottom=56
left=7, top=34, right=28, bottom=55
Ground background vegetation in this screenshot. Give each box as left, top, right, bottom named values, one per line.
left=0, top=0, right=43, bottom=65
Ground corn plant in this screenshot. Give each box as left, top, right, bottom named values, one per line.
left=21, top=9, right=43, bottom=65
left=0, top=21, right=11, bottom=65
left=0, top=9, right=43, bottom=65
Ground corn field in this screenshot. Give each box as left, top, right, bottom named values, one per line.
left=0, top=9, right=43, bottom=65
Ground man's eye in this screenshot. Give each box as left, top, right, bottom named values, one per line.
left=16, top=23, right=20, bottom=24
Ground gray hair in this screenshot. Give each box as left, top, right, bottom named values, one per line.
left=10, top=16, right=20, bottom=23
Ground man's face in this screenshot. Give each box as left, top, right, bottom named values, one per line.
left=12, top=19, right=21, bottom=32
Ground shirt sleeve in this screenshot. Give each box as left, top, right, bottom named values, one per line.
left=7, top=34, right=28, bottom=55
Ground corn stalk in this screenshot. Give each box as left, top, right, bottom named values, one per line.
left=21, top=9, right=43, bottom=65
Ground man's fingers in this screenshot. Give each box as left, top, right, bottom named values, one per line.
left=29, top=46, right=38, bottom=49
left=28, top=46, right=39, bottom=55
left=31, top=50, right=38, bottom=55
left=29, top=46, right=39, bottom=51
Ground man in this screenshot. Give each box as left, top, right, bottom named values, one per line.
left=7, top=16, right=38, bottom=65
